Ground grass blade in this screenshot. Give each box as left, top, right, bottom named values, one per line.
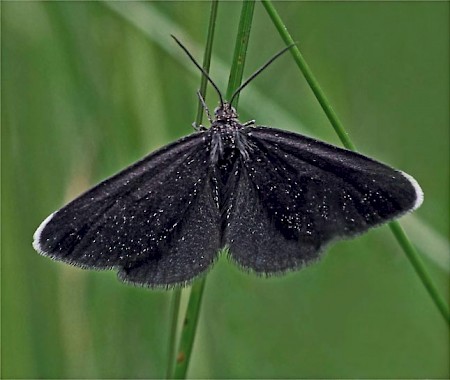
left=196, top=1, right=220, bottom=126
left=389, top=222, right=450, bottom=324
left=166, top=289, right=182, bottom=378
left=171, top=278, right=207, bottom=379
left=226, top=0, right=256, bottom=103
left=169, top=1, right=220, bottom=378
left=261, top=0, right=449, bottom=324
left=171, top=1, right=256, bottom=378
left=261, top=0, right=355, bottom=151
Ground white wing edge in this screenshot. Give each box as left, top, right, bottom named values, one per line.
left=400, top=171, right=424, bottom=211
left=32, top=212, right=56, bottom=255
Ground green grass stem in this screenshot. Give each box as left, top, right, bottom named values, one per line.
left=166, top=289, right=182, bottom=378
left=171, top=278, right=207, bottom=379
left=261, top=0, right=449, bottom=325
left=261, top=0, right=355, bottom=151
left=226, top=0, right=256, bottom=105
left=196, top=0, right=220, bottom=126
left=168, top=1, right=220, bottom=379
left=389, top=222, right=450, bottom=324
left=171, top=2, right=256, bottom=378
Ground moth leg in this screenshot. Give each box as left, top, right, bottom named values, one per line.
left=192, top=122, right=207, bottom=132
left=242, top=119, right=255, bottom=127
left=196, top=90, right=213, bottom=124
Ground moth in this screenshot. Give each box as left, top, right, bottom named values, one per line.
left=33, top=36, right=423, bottom=287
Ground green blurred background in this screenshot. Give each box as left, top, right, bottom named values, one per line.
left=2, top=1, right=449, bottom=378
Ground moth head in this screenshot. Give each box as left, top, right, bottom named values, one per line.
left=214, top=102, right=238, bottom=121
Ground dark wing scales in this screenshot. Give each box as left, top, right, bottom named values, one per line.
left=223, top=162, right=319, bottom=273
left=223, top=126, right=422, bottom=274
left=118, top=173, right=220, bottom=287
left=33, top=133, right=221, bottom=287
left=250, top=127, right=422, bottom=220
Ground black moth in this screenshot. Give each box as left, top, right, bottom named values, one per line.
left=33, top=37, right=423, bottom=288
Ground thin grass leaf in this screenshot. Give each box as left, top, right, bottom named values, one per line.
left=166, top=288, right=181, bottom=378
left=261, top=0, right=449, bottom=325
left=171, top=2, right=256, bottom=378
left=196, top=1, right=220, bottom=127
left=226, top=0, right=256, bottom=104
left=171, top=277, right=207, bottom=379
left=166, top=3, right=220, bottom=377
left=389, top=223, right=450, bottom=324
left=169, top=2, right=220, bottom=378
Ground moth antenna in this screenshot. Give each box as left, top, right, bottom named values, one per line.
left=229, top=43, right=296, bottom=106
left=171, top=35, right=224, bottom=107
